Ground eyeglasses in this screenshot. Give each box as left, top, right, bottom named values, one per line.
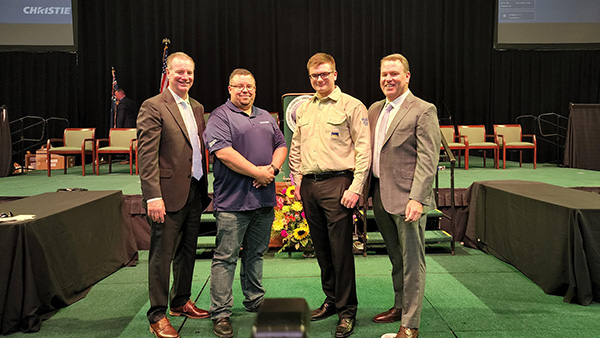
left=308, top=71, right=334, bottom=80
left=229, top=84, right=256, bottom=92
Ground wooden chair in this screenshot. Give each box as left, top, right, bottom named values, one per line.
left=494, top=124, right=537, bottom=169
left=46, top=128, right=96, bottom=176
left=440, top=125, right=469, bottom=169
left=457, top=125, right=499, bottom=169
left=95, top=128, right=137, bottom=175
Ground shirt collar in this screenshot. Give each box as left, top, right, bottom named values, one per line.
left=225, top=99, right=258, bottom=117
left=313, top=86, right=342, bottom=103
left=385, top=89, right=410, bottom=109
left=168, top=87, right=190, bottom=106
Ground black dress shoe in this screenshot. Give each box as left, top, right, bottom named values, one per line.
left=335, top=317, right=355, bottom=338
left=310, top=303, right=336, bottom=321
left=212, top=317, right=233, bottom=338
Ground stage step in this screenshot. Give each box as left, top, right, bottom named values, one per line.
left=365, top=208, right=444, bottom=219
left=201, top=212, right=216, bottom=223
left=197, top=236, right=216, bottom=249
left=366, top=230, right=452, bottom=245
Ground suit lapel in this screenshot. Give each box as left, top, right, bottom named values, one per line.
left=369, top=100, right=386, bottom=144
left=163, top=91, right=192, bottom=146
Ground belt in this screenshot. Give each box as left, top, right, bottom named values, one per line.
left=303, top=170, right=352, bottom=181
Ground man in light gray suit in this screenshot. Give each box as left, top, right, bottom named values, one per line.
left=364, top=53, right=440, bottom=338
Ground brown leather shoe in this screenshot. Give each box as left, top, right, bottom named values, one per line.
left=373, top=307, right=402, bottom=323
left=169, top=300, right=209, bottom=319
left=396, top=326, right=419, bottom=338
left=310, top=303, right=336, bottom=321
left=149, top=317, right=180, bottom=338
left=335, top=317, right=355, bottom=338
left=213, top=317, right=234, bottom=338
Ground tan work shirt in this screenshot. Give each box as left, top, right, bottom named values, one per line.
left=289, top=86, right=371, bottom=195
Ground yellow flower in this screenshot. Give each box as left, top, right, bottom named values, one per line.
left=293, top=226, right=310, bottom=240
left=272, top=219, right=284, bottom=231
left=282, top=205, right=291, bottom=213
left=286, top=186, right=296, bottom=198
left=291, top=201, right=303, bottom=212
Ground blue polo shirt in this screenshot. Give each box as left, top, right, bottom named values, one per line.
left=204, top=99, right=286, bottom=211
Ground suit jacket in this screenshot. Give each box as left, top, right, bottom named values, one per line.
left=364, top=92, right=440, bottom=215
left=116, top=96, right=137, bottom=128
left=136, top=90, right=211, bottom=212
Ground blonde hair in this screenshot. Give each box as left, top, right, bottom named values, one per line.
left=166, top=52, right=195, bottom=70
left=380, top=53, right=410, bottom=73
left=307, top=52, right=336, bottom=72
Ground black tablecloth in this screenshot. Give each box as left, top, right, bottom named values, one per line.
left=0, top=191, right=138, bottom=334
left=563, top=103, right=600, bottom=171
left=466, top=180, right=600, bottom=305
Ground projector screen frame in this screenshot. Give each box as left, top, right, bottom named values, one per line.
left=493, top=0, right=600, bottom=51
left=0, top=0, right=78, bottom=52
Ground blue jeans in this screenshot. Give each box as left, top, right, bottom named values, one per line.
left=209, top=207, right=274, bottom=319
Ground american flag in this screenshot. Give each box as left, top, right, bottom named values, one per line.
left=110, top=67, right=119, bottom=128
left=159, top=41, right=169, bottom=93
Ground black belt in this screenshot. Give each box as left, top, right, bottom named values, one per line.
left=303, top=170, right=352, bottom=181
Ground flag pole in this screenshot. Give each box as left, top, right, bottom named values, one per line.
left=110, top=67, right=119, bottom=129
left=160, top=38, right=171, bottom=93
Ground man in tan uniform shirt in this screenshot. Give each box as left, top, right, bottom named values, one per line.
left=289, top=52, right=371, bottom=338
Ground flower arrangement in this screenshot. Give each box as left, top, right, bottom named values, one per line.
left=271, top=185, right=312, bottom=252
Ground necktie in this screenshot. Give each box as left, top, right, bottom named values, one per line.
left=180, top=100, right=204, bottom=180
left=374, top=103, right=393, bottom=178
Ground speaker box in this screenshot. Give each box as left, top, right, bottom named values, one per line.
left=251, top=298, right=310, bottom=338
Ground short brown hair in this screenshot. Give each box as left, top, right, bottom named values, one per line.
left=380, top=53, right=410, bottom=73
left=167, top=52, right=195, bottom=70
left=229, top=68, right=255, bottom=84
left=307, top=52, right=336, bottom=72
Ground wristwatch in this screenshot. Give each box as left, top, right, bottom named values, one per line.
left=270, top=164, right=280, bottom=176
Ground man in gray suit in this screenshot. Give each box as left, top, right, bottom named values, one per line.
left=137, top=52, right=211, bottom=338
left=365, top=53, right=440, bottom=338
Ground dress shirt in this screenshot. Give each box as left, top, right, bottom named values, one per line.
left=289, top=86, right=371, bottom=195
left=169, top=87, right=203, bottom=180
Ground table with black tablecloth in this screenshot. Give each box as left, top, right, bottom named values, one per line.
left=0, top=190, right=138, bottom=334
left=465, top=180, right=600, bottom=305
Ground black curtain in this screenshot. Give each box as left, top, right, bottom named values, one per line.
left=1, top=0, right=599, bottom=164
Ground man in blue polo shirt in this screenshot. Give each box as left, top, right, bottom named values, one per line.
left=203, top=68, right=287, bottom=338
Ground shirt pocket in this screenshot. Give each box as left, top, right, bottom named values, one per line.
left=296, top=116, right=310, bottom=142
left=326, top=110, right=349, bottom=144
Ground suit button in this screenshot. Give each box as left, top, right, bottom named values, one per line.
left=189, top=158, right=192, bottom=162
left=188, top=174, right=191, bottom=178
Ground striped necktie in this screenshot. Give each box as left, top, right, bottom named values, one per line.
left=374, top=103, right=393, bottom=178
